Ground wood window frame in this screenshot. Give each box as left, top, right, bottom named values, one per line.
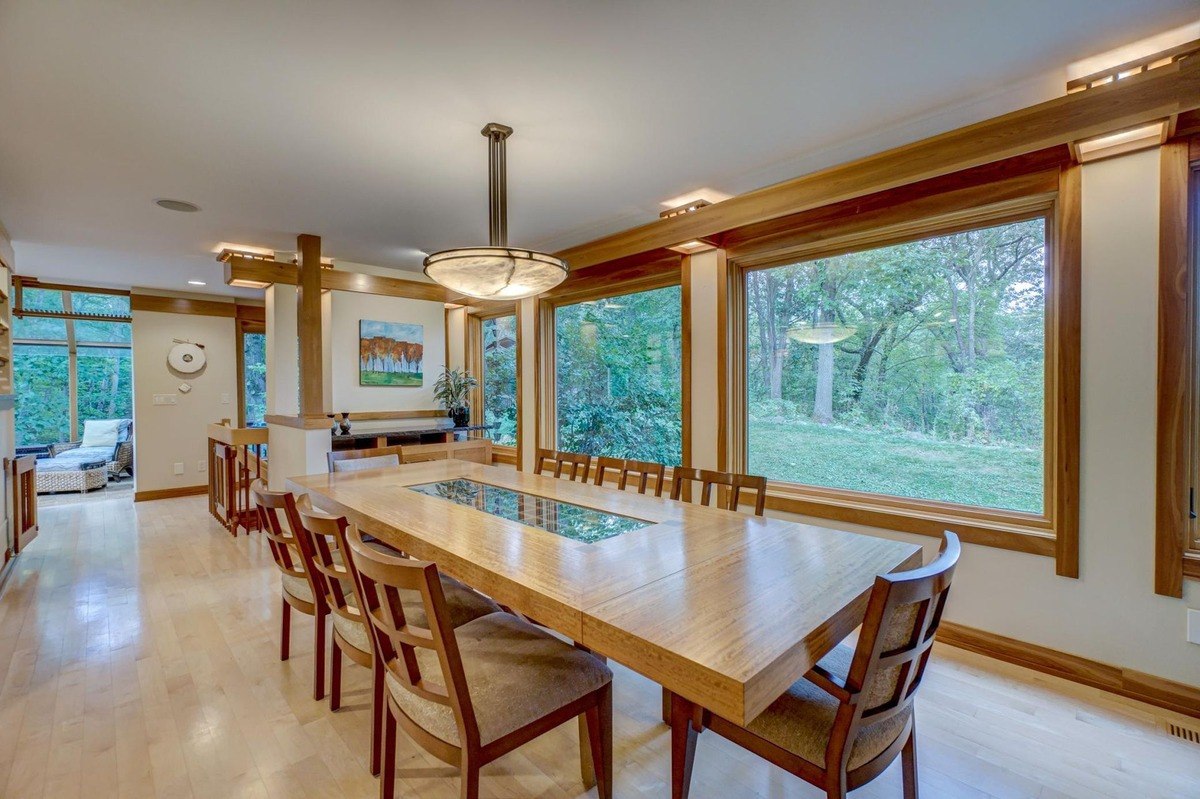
left=465, top=302, right=520, bottom=467
left=725, top=154, right=1081, bottom=574
left=1155, top=134, right=1200, bottom=596
left=535, top=257, right=690, bottom=469
left=13, top=282, right=134, bottom=442
left=235, top=305, right=267, bottom=428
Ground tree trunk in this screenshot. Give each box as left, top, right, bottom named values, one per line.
left=814, top=343, right=833, bottom=423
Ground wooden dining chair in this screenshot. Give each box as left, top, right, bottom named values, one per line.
left=294, top=506, right=501, bottom=777
left=670, top=466, right=767, bottom=515
left=346, top=526, right=614, bottom=799
left=328, top=445, right=405, bottom=472
left=593, top=456, right=666, bottom=497
left=251, top=480, right=327, bottom=701
left=670, top=532, right=961, bottom=799
left=533, top=448, right=592, bottom=482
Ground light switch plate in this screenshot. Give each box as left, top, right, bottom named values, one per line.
left=173, top=462, right=184, bottom=476
left=197, top=459, right=206, bottom=473
left=153, top=393, right=178, bottom=406
left=1188, top=609, right=1200, bottom=645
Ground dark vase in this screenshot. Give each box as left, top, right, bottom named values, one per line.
left=451, top=407, right=470, bottom=428
left=338, top=412, right=352, bottom=435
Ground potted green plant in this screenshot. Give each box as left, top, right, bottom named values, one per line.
left=433, top=367, right=478, bottom=428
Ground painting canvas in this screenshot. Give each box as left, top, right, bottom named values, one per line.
left=359, top=320, right=423, bottom=386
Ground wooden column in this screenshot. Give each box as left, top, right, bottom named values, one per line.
left=297, top=234, right=325, bottom=418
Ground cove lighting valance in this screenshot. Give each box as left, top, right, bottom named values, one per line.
left=423, top=124, right=567, bottom=300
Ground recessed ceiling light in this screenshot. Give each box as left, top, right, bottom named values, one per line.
left=187, top=280, right=207, bottom=286
left=155, top=198, right=201, bottom=213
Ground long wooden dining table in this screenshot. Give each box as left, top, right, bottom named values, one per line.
left=288, top=460, right=923, bottom=734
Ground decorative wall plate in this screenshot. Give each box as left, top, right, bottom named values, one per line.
left=168, top=341, right=206, bottom=373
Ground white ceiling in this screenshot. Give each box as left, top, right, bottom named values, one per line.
left=0, top=1, right=1194, bottom=295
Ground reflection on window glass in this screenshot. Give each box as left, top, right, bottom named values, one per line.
left=14, top=343, right=70, bottom=445
left=243, top=332, right=267, bottom=426
left=74, top=320, right=132, bottom=344
left=555, top=285, right=682, bottom=464
left=70, top=292, right=130, bottom=317
left=745, top=218, right=1046, bottom=513
left=481, top=315, right=517, bottom=447
left=76, top=346, right=133, bottom=437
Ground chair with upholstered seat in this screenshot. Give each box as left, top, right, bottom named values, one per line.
left=670, top=466, right=767, bottom=516
left=671, top=532, right=961, bottom=799
left=592, top=456, right=666, bottom=496
left=533, top=448, right=592, bottom=482
left=251, top=480, right=328, bottom=700
left=346, top=525, right=614, bottom=799
left=293, top=506, right=501, bottom=777
left=327, top=445, right=405, bottom=472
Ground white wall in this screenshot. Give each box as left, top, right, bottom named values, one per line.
left=666, top=148, right=1199, bottom=687
left=132, top=302, right=238, bottom=493
left=329, top=291, right=446, bottom=416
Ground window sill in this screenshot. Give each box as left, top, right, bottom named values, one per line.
left=1184, top=554, right=1200, bottom=581
left=491, top=445, right=518, bottom=466
left=763, top=482, right=1056, bottom=557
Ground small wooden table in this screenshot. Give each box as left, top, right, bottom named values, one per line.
left=289, top=461, right=922, bottom=728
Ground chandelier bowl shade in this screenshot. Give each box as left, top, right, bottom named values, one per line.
left=423, top=247, right=567, bottom=300
left=786, top=321, right=857, bottom=345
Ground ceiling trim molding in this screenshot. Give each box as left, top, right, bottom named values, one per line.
left=555, top=54, right=1200, bottom=270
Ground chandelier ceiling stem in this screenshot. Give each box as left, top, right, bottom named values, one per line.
left=483, top=123, right=512, bottom=248
left=422, top=122, right=567, bottom=300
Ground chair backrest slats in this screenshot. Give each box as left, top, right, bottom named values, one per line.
left=295, top=506, right=362, bottom=633
left=250, top=480, right=310, bottom=582
left=533, top=448, right=591, bottom=482
left=670, top=467, right=767, bottom=516
left=593, top=456, right=666, bottom=497
left=346, top=527, right=482, bottom=747
left=827, top=532, right=960, bottom=774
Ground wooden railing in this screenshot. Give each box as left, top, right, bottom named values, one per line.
left=10, top=455, right=37, bottom=554
left=207, top=422, right=268, bottom=536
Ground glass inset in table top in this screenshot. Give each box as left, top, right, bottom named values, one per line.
left=408, top=478, right=650, bottom=544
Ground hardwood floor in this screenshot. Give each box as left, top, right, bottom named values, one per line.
left=0, top=494, right=1197, bottom=798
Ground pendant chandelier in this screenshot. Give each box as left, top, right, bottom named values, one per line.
left=424, top=123, right=568, bottom=300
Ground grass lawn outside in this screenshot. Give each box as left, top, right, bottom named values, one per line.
left=748, top=417, right=1043, bottom=514
left=360, top=371, right=423, bottom=387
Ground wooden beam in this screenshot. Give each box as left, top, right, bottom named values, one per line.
left=130, top=294, right=236, bottom=317
left=555, top=56, right=1200, bottom=270
left=296, top=234, right=325, bottom=418
left=223, top=254, right=459, bottom=302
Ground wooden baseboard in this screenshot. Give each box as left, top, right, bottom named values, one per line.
left=133, top=485, right=207, bottom=502
left=939, top=621, right=1200, bottom=720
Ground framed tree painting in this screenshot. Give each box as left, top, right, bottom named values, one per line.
left=359, top=320, right=423, bottom=386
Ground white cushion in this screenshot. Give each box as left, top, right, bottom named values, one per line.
left=81, top=419, right=123, bottom=448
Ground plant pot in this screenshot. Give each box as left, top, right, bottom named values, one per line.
left=451, top=408, right=470, bottom=428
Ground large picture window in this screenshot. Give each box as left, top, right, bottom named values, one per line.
left=481, top=314, right=518, bottom=447
left=552, top=283, right=683, bottom=464
left=731, top=162, right=1079, bottom=569
left=13, top=286, right=132, bottom=446
left=745, top=218, right=1047, bottom=514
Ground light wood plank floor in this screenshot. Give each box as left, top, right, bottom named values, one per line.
left=1, top=494, right=1198, bottom=799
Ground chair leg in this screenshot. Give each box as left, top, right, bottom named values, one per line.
left=370, top=662, right=383, bottom=777
left=280, top=597, right=291, bottom=661
left=670, top=693, right=699, bottom=799
left=330, top=640, right=342, bottom=711
left=902, top=723, right=919, bottom=799
left=313, top=608, right=327, bottom=701
left=584, top=683, right=613, bottom=799
left=460, top=754, right=479, bottom=799
left=661, top=687, right=672, bottom=724
left=381, top=703, right=397, bottom=799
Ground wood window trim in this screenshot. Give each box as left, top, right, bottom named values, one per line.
left=235, top=318, right=266, bottom=428
left=535, top=264, right=688, bottom=461
left=465, top=303, right=521, bottom=467
left=1155, top=135, right=1199, bottom=597
left=725, top=160, right=1081, bottom=572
